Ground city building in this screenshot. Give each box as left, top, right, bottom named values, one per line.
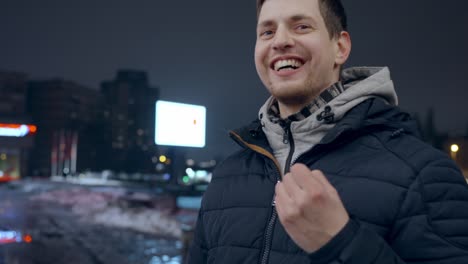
left=27, top=79, right=102, bottom=176
left=100, top=70, right=160, bottom=173
left=0, top=71, right=36, bottom=180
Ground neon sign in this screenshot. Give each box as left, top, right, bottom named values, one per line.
left=0, top=123, right=37, bottom=137
left=0, top=230, right=32, bottom=244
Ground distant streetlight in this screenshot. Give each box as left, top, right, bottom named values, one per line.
left=450, top=144, right=460, bottom=160
left=159, top=155, right=167, bottom=163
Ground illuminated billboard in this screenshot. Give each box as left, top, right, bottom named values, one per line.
left=155, top=101, right=206, bottom=148
left=0, top=124, right=37, bottom=137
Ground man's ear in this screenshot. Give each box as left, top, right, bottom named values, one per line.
left=334, top=31, right=352, bottom=66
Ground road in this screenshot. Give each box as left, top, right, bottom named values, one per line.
left=0, top=179, right=199, bottom=264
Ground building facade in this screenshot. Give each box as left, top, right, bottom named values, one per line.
left=28, top=79, right=102, bottom=176
left=100, top=70, right=160, bottom=173
left=0, top=71, right=36, bottom=180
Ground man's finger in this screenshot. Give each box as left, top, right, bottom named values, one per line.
left=282, top=171, right=303, bottom=201
left=309, top=169, right=336, bottom=194
left=275, top=181, right=294, bottom=213
left=275, top=181, right=291, bottom=201
left=275, top=182, right=307, bottom=225
left=289, top=163, right=324, bottom=193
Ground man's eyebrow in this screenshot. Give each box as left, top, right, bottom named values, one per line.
left=289, top=14, right=316, bottom=23
left=257, top=20, right=275, bottom=29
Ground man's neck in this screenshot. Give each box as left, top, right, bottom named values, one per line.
left=278, top=102, right=308, bottom=119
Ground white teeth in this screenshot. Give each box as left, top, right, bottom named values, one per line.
left=274, top=59, right=303, bottom=71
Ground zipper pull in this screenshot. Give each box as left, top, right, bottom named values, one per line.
left=272, top=186, right=281, bottom=207
left=283, top=129, right=289, bottom=144
left=282, top=121, right=291, bottom=144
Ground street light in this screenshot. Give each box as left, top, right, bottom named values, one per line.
left=450, top=144, right=460, bottom=160
left=159, top=155, right=167, bottom=163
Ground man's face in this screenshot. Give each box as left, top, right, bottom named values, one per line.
left=255, top=0, right=346, bottom=109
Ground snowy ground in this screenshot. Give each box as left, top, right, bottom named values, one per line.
left=0, top=179, right=200, bottom=264
left=30, top=187, right=185, bottom=238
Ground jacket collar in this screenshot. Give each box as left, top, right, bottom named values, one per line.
left=231, top=98, right=420, bottom=151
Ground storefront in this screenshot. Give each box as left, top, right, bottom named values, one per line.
left=0, top=123, right=36, bottom=181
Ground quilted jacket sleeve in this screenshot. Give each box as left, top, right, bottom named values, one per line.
left=309, top=158, right=468, bottom=264
left=187, top=210, right=208, bottom=263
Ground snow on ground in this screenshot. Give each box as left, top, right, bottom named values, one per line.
left=29, top=185, right=193, bottom=238
left=93, top=207, right=181, bottom=237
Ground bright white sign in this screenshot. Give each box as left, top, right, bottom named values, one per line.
left=155, top=101, right=206, bottom=148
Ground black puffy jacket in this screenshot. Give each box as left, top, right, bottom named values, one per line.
left=188, top=98, right=468, bottom=263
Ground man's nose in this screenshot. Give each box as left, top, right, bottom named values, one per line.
left=272, top=27, right=294, bottom=51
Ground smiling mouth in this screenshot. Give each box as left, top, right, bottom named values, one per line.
left=272, top=59, right=304, bottom=72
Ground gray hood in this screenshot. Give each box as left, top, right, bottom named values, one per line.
left=259, top=66, right=398, bottom=174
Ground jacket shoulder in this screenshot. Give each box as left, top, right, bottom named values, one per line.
left=373, top=130, right=468, bottom=249
left=369, top=128, right=449, bottom=174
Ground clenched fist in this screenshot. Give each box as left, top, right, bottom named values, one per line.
left=275, top=163, right=349, bottom=253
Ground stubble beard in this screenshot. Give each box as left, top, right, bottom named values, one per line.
left=269, top=78, right=321, bottom=109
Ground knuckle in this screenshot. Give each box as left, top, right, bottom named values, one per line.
left=308, top=188, right=325, bottom=202
left=284, top=206, right=301, bottom=222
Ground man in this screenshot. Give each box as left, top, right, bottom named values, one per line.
left=188, top=0, right=468, bottom=263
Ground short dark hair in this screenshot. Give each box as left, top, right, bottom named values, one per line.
left=256, top=0, right=348, bottom=39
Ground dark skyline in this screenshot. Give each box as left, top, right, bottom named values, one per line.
left=1, top=0, right=468, bottom=160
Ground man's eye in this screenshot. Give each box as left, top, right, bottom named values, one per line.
left=260, top=30, right=274, bottom=37
left=296, top=25, right=310, bottom=30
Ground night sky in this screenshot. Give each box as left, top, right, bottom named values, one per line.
left=1, top=0, right=468, bottom=160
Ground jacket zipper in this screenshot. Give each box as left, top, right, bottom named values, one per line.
left=260, top=122, right=295, bottom=264
left=283, top=121, right=295, bottom=174
left=260, top=196, right=278, bottom=264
